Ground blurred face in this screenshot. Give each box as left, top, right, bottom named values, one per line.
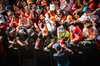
left=58, top=14, right=62, bottom=18
left=32, top=6, right=36, bottom=11
left=40, top=15, right=45, bottom=22
left=8, top=12, right=13, bottom=18
left=46, top=6, right=49, bottom=11
left=88, top=27, right=93, bottom=32
left=14, top=6, right=19, bottom=11
left=75, top=14, right=80, bottom=19
left=37, top=10, right=42, bottom=14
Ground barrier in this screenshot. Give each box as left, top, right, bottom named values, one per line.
left=1, top=41, right=100, bottom=66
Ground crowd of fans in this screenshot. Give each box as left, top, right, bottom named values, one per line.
left=0, top=0, right=100, bottom=57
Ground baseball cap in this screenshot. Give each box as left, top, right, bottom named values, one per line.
left=50, top=4, right=55, bottom=11
left=41, top=0, right=47, bottom=6
left=50, top=16, right=56, bottom=22
left=5, top=6, right=10, bottom=11
left=89, top=3, right=96, bottom=9
left=98, top=3, right=100, bottom=8
left=0, top=25, right=6, bottom=29
left=52, top=43, right=61, bottom=50
left=69, top=25, right=74, bottom=30
left=82, top=6, right=90, bottom=12
left=27, top=0, right=32, bottom=4
left=67, top=15, right=73, bottom=21
left=78, top=16, right=87, bottom=21
left=60, top=25, right=64, bottom=32
left=72, top=4, right=76, bottom=10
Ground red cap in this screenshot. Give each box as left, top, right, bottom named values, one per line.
left=89, top=3, right=96, bottom=9
left=0, top=25, right=6, bottom=31
left=60, top=40, right=63, bottom=46
left=98, top=3, right=100, bottom=8
left=72, top=4, right=76, bottom=10
left=0, top=25, right=6, bottom=29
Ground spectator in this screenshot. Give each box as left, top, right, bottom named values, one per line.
left=56, top=9, right=67, bottom=39
left=52, top=43, right=73, bottom=66
left=19, top=14, right=31, bottom=28
left=7, top=10, right=19, bottom=29
left=83, top=22, right=99, bottom=40
left=59, top=25, right=70, bottom=41
left=30, top=4, right=40, bottom=32
left=78, top=6, right=90, bottom=22
left=38, top=14, right=46, bottom=30
left=16, top=27, right=29, bottom=46
left=35, top=25, right=55, bottom=51
left=60, top=0, right=74, bottom=16
left=41, top=0, right=47, bottom=8
left=70, top=26, right=83, bottom=42
left=6, top=27, right=16, bottom=48
left=0, top=13, right=8, bottom=26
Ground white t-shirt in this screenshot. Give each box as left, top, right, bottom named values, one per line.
left=83, top=27, right=99, bottom=40
left=78, top=13, right=90, bottom=21
left=45, top=17, right=55, bottom=31
left=60, top=0, right=74, bottom=15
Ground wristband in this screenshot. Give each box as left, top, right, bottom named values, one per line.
left=47, top=47, right=49, bottom=49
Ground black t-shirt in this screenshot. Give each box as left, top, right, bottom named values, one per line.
left=7, top=35, right=15, bottom=41
left=16, top=32, right=28, bottom=41
left=38, top=31, right=54, bottom=40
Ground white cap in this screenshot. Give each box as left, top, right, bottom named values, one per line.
left=69, top=25, right=74, bottom=30
left=60, top=25, right=64, bottom=32
left=78, top=16, right=87, bottom=21
left=50, top=4, right=55, bottom=11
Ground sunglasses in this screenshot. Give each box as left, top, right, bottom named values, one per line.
left=9, top=14, right=12, bottom=16
left=41, top=19, right=45, bottom=20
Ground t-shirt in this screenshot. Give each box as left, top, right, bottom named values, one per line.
left=73, top=32, right=83, bottom=41
left=83, top=27, right=99, bottom=40
left=38, top=31, right=54, bottom=40
left=32, top=11, right=38, bottom=24
left=8, top=18, right=19, bottom=28
left=53, top=49, right=71, bottom=65
left=7, top=34, right=15, bottom=41
left=16, top=32, right=28, bottom=42
left=72, top=27, right=83, bottom=42
left=59, top=31, right=70, bottom=39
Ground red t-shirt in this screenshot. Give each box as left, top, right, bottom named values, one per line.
left=8, top=18, right=19, bottom=28
left=73, top=31, right=83, bottom=42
